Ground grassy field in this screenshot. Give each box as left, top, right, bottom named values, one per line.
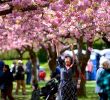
left=10, top=81, right=98, bottom=100
left=2, top=60, right=99, bottom=100
left=79, top=81, right=98, bottom=100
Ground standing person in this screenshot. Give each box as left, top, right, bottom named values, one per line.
left=85, top=59, right=93, bottom=80
left=95, top=57, right=110, bottom=100
left=0, top=64, right=14, bottom=100
left=26, top=58, right=32, bottom=85
left=56, top=45, right=81, bottom=100
left=15, top=60, right=26, bottom=95
left=10, top=60, right=17, bottom=80
left=0, top=60, right=4, bottom=98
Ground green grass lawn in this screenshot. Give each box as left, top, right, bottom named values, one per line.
left=10, top=81, right=98, bottom=100
left=79, top=81, right=98, bottom=100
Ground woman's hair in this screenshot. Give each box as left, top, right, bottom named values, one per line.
left=99, top=56, right=109, bottom=68
left=64, top=54, right=73, bottom=64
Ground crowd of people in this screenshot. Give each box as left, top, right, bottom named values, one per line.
left=0, top=58, right=44, bottom=100
left=0, top=51, right=110, bottom=100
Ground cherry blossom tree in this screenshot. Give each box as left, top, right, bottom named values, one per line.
left=47, top=0, right=110, bottom=95
left=0, top=0, right=110, bottom=96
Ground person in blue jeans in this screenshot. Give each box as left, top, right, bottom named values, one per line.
left=26, top=58, right=32, bottom=85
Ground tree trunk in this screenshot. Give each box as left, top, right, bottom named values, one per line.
left=40, top=43, right=57, bottom=73
left=102, top=34, right=110, bottom=48
left=77, top=77, right=86, bottom=96
left=47, top=42, right=57, bottom=73
left=19, top=53, right=23, bottom=60
left=48, top=58, right=57, bottom=72
left=16, top=49, right=25, bottom=60
left=77, top=55, right=88, bottom=96
left=76, top=37, right=91, bottom=96
left=29, top=49, right=37, bottom=84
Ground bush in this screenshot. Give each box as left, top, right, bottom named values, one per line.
left=93, top=39, right=105, bottom=49
left=0, top=50, right=19, bottom=60
left=22, top=51, right=30, bottom=59
left=0, top=50, right=30, bottom=60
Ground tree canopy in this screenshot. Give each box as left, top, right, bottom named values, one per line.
left=0, top=0, right=109, bottom=52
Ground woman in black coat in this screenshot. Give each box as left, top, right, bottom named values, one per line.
left=56, top=45, right=81, bottom=100
left=0, top=64, right=14, bottom=100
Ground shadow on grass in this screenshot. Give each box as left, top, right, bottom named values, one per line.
left=12, top=81, right=47, bottom=100
left=0, top=81, right=98, bottom=100
left=13, top=85, right=32, bottom=100
left=78, top=81, right=98, bottom=100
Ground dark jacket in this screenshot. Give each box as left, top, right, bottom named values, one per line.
left=16, top=66, right=25, bottom=80
left=0, top=71, right=14, bottom=90
left=0, top=60, right=4, bottom=78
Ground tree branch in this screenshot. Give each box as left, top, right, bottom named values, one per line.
left=60, top=45, right=70, bottom=54
left=102, top=34, right=110, bottom=46
left=0, top=1, right=49, bottom=15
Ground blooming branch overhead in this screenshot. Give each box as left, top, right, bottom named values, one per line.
left=0, top=0, right=109, bottom=51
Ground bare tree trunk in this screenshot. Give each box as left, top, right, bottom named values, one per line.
left=76, top=37, right=92, bottom=96
left=77, top=55, right=88, bottom=96
left=40, top=42, right=57, bottom=73
left=28, top=49, right=37, bottom=84
left=47, top=42, right=57, bottom=73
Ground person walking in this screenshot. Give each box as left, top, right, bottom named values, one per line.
left=0, top=64, right=14, bottom=100
left=56, top=45, right=81, bottom=100
left=95, top=57, right=110, bottom=100
left=11, top=60, right=17, bottom=80
left=25, top=58, right=32, bottom=85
